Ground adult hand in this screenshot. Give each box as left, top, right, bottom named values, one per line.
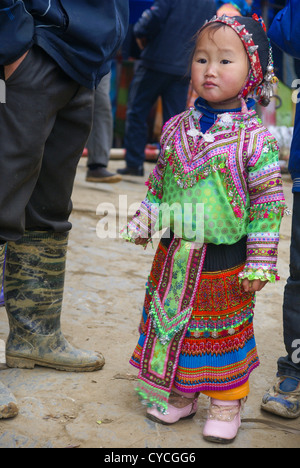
left=136, top=37, right=147, bottom=50
left=242, top=278, right=268, bottom=293
left=4, top=51, right=29, bottom=80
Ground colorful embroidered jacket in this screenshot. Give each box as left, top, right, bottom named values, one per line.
left=122, top=107, right=287, bottom=283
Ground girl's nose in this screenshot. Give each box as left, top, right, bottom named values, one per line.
left=205, top=63, right=217, bottom=77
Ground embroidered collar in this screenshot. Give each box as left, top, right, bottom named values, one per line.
left=194, top=96, right=256, bottom=116
left=193, top=97, right=256, bottom=135
left=189, top=103, right=258, bottom=144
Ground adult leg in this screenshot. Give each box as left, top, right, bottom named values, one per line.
left=5, top=51, right=104, bottom=372
left=152, top=73, right=189, bottom=166
left=118, top=65, right=166, bottom=175
left=86, top=72, right=121, bottom=183
left=0, top=46, right=104, bottom=380
left=262, top=193, right=300, bottom=418
left=278, top=192, right=300, bottom=378
left=161, top=74, right=190, bottom=123
left=87, top=72, right=113, bottom=168
left=0, top=47, right=60, bottom=241
left=25, top=80, right=95, bottom=232
left=0, top=46, right=59, bottom=418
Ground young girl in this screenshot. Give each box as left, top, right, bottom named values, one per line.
left=121, top=14, right=287, bottom=444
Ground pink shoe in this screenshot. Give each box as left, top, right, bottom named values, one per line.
left=203, top=398, right=245, bottom=444
left=147, top=391, right=199, bottom=425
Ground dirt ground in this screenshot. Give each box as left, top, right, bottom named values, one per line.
left=0, top=158, right=299, bottom=449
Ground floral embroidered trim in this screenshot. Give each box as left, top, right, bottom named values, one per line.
left=238, top=266, right=279, bottom=283
left=238, top=231, right=281, bottom=282
left=249, top=201, right=287, bottom=221
left=188, top=305, right=254, bottom=338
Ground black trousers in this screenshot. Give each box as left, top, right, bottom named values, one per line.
left=278, top=192, right=300, bottom=379
left=0, top=46, right=94, bottom=241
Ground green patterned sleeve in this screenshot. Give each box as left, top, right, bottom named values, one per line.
left=239, top=135, right=287, bottom=283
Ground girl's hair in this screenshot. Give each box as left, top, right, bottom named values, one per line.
left=188, top=23, right=236, bottom=74
left=191, top=22, right=229, bottom=58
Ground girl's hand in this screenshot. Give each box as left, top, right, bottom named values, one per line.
left=134, top=237, right=149, bottom=246
left=242, top=278, right=268, bottom=293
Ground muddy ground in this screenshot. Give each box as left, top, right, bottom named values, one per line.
left=0, top=158, right=299, bottom=449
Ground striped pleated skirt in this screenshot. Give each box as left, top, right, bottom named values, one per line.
left=130, top=235, right=260, bottom=394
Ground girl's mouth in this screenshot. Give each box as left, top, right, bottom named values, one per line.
left=203, top=81, right=217, bottom=88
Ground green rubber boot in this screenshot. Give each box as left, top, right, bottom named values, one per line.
left=4, top=231, right=105, bottom=372
left=0, top=243, right=18, bottom=419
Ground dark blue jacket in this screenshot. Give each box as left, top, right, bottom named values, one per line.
left=268, top=0, right=300, bottom=192
left=133, top=0, right=216, bottom=76
left=0, top=0, right=129, bottom=89
left=129, top=0, right=153, bottom=24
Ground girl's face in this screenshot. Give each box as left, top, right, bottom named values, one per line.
left=191, top=25, right=250, bottom=109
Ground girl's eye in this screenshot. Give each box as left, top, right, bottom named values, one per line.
left=221, top=59, right=231, bottom=64
left=197, top=58, right=207, bottom=64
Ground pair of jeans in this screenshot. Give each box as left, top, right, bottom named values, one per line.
left=278, top=192, right=300, bottom=380
left=0, top=45, right=93, bottom=241
left=124, top=64, right=189, bottom=169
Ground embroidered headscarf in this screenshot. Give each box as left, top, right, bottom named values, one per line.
left=200, top=14, right=277, bottom=112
